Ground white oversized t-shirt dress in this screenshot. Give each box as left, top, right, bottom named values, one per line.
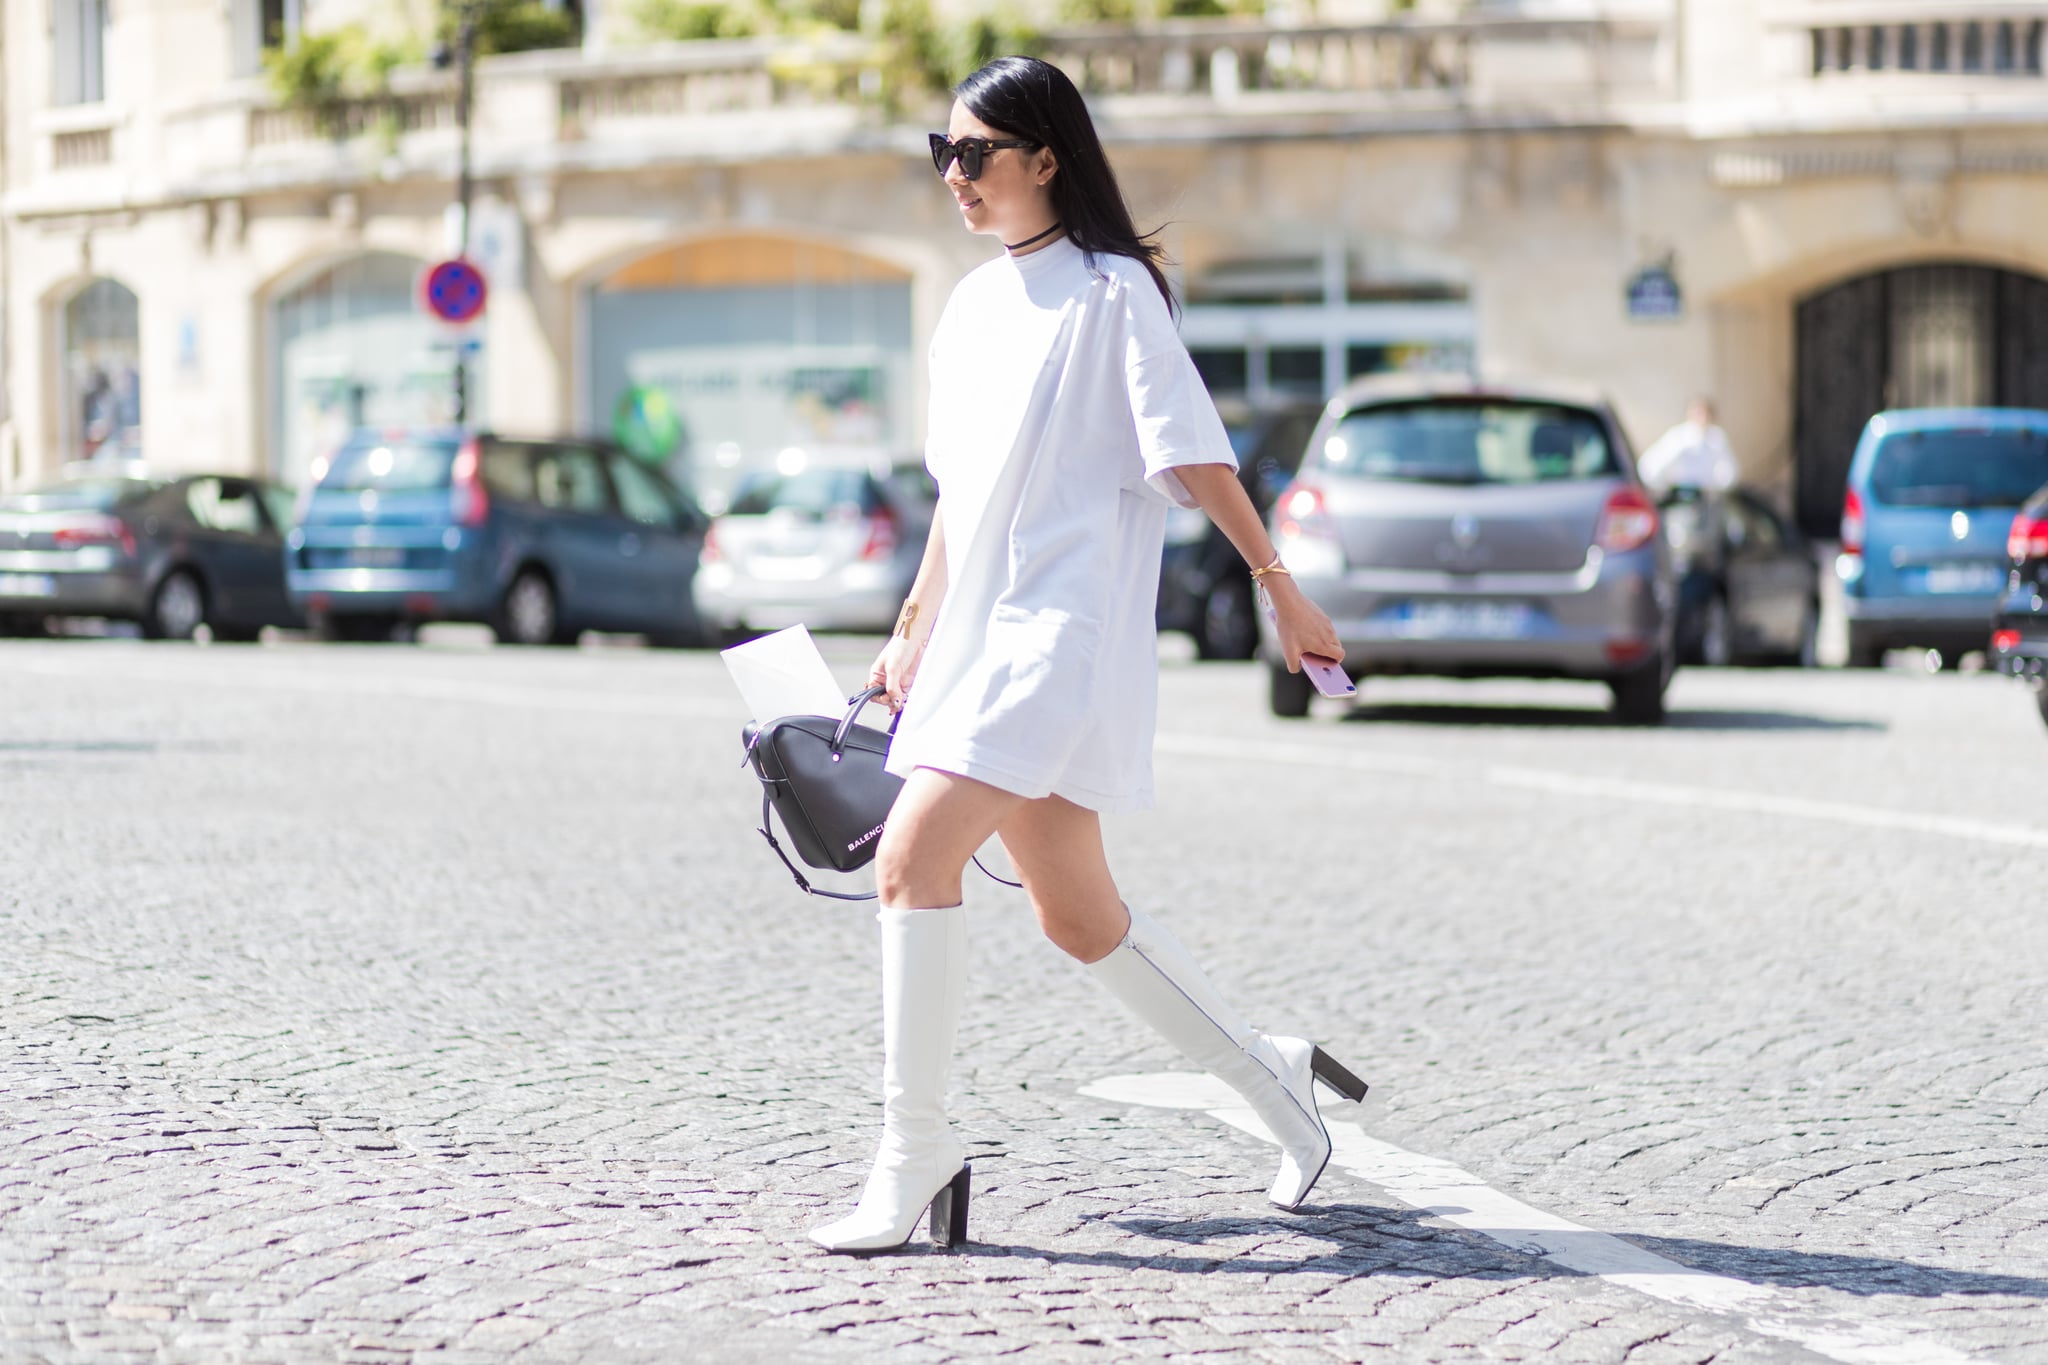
left=883, top=238, right=1238, bottom=814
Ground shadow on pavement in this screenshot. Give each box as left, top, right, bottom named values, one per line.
left=961, top=1209, right=2045, bottom=1300
left=1338, top=703, right=1885, bottom=732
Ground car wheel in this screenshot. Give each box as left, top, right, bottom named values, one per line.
left=1608, top=650, right=1671, bottom=725
left=1700, top=595, right=1733, bottom=668
left=1196, top=577, right=1259, bottom=661
left=211, top=624, right=263, bottom=644
left=1788, top=598, right=1820, bottom=669
left=495, top=570, right=560, bottom=647
left=144, top=570, right=206, bottom=641
left=0, top=613, right=48, bottom=638
left=1844, top=626, right=1885, bottom=669
left=1268, top=661, right=1316, bottom=719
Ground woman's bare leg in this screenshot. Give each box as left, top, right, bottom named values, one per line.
left=996, top=796, right=1130, bottom=963
left=874, top=768, right=1028, bottom=907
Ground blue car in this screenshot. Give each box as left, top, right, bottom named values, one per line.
left=1839, top=408, right=2048, bottom=667
left=286, top=430, right=709, bottom=645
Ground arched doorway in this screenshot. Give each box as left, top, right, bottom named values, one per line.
left=1793, top=262, right=2048, bottom=536
left=582, top=234, right=914, bottom=509
left=271, top=252, right=485, bottom=487
left=59, top=278, right=142, bottom=464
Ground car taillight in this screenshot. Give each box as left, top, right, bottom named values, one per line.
left=1841, top=487, right=1866, bottom=556
left=701, top=525, right=722, bottom=563
left=1595, top=486, right=1658, bottom=553
left=1992, top=628, right=2022, bottom=653
left=450, top=437, right=488, bottom=527
left=860, top=506, right=900, bottom=562
left=53, top=515, right=136, bottom=557
left=1274, top=482, right=1332, bottom=539
left=2008, top=511, right=2048, bottom=562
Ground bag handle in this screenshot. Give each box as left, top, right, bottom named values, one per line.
left=764, top=684, right=1020, bottom=898
left=831, top=684, right=899, bottom=756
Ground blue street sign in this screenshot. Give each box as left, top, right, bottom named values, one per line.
left=422, top=258, right=488, bottom=325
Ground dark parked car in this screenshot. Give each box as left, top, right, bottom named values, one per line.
left=1663, top=487, right=1821, bottom=667
left=1991, top=484, right=2048, bottom=726
left=1259, top=375, right=1678, bottom=723
left=286, top=430, right=709, bottom=645
left=1157, top=401, right=1323, bottom=659
left=0, top=471, right=302, bottom=640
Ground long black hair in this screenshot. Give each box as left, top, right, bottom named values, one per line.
left=954, top=56, right=1176, bottom=314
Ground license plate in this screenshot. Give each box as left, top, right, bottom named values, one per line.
left=748, top=555, right=827, bottom=582
left=1923, top=562, right=2004, bottom=595
left=1395, top=600, right=1535, bottom=639
left=0, top=573, right=55, bottom=597
left=350, top=547, right=405, bottom=568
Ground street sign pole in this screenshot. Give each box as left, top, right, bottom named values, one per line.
left=452, top=0, right=478, bottom=425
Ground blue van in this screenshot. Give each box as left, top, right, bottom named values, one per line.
left=1839, top=408, right=2048, bottom=666
left=285, top=430, right=709, bottom=645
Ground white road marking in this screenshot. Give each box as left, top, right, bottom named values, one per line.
left=1082, top=1072, right=1983, bottom=1365
left=1156, top=732, right=2048, bottom=851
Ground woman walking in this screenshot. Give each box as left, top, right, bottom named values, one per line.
left=810, top=55, right=1367, bottom=1255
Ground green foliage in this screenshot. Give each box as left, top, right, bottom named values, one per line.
left=473, top=0, right=581, bottom=54
left=632, top=0, right=763, bottom=40
left=264, top=25, right=419, bottom=136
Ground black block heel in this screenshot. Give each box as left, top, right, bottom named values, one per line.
left=1310, top=1046, right=1369, bottom=1103
left=927, top=1164, right=970, bottom=1249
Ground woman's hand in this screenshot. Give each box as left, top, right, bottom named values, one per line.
left=1264, top=575, right=1345, bottom=671
left=868, top=632, right=925, bottom=711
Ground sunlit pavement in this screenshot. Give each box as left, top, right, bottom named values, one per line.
left=3, top=636, right=2042, bottom=1364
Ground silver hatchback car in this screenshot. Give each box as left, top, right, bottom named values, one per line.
left=1260, top=376, right=1677, bottom=722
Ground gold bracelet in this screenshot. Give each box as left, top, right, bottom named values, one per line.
left=893, top=601, right=920, bottom=639
left=1250, top=554, right=1291, bottom=581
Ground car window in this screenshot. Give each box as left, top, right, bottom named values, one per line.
left=533, top=445, right=614, bottom=515
left=1315, top=402, right=1620, bottom=485
left=1257, top=412, right=1320, bottom=475
left=726, top=468, right=879, bottom=518
left=186, top=478, right=264, bottom=534
left=609, top=455, right=680, bottom=529
left=321, top=439, right=458, bottom=491
left=256, top=483, right=296, bottom=530
left=1869, top=428, right=2048, bottom=508
left=481, top=440, right=536, bottom=502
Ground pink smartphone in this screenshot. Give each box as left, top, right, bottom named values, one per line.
left=1301, top=654, right=1357, bottom=699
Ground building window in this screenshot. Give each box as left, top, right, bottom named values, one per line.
left=1961, top=21, right=1984, bottom=71
left=1898, top=24, right=1919, bottom=70
left=1930, top=22, right=1951, bottom=70
left=52, top=0, right=108, bottom=106
left=61, top=279, right=142, bottom=463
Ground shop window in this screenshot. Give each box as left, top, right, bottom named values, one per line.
left=1268, top=347, right=1324, bottom=396
left=61, top=279, right=140, bottom=463
left=273, top=253, right=481, bottom=487
left=586, top=234, right=913, bottom=510
left=1190, top=348, right=1250, bottom=395
left=53, top=0, right=107, bottom=106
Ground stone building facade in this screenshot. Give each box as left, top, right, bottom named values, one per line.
left=4, top=0, right=2046, bottom=535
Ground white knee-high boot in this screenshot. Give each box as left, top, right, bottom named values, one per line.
left=1086, top=905, right=1368, bottom=1210
left=810, top=901, right=971, bottom=1253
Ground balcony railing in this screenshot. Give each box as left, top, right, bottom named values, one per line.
left=1763, top=4, right=2048, bottom=77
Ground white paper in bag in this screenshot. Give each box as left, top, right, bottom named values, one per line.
left=720, top=625, right=848, bottom=723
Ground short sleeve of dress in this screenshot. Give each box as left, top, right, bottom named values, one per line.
left=1118, top=270, right=1238, bottom=508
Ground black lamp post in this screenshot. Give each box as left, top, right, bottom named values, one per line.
left=436, top=0, right=481, bottom=425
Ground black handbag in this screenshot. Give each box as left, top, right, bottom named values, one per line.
left=741, top=685, right=1018, bottom=901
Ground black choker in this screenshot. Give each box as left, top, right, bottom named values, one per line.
left=1005, top=223, right=1063, bottom=252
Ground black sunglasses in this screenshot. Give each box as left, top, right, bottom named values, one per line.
left=929, top=133, right=1037, bottom=181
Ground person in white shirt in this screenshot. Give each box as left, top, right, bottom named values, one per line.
left=1638, top=397, right=1739, bottom=493
left=806, top=55, right=1368, bottom=1256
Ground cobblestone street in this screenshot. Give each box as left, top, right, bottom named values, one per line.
left=4, top=637, right=2044, bottom=1364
